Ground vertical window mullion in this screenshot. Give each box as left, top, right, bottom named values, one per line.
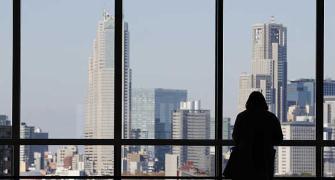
left=114, top=0, right=123, bottom=179
left=316, top=0, right=324, bottom=178
left=12, top=0, right=21, bottom=178
left=215, top=0, right=224, bottom=179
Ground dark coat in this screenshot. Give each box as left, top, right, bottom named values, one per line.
left=232, top=109, right=283, bottom=180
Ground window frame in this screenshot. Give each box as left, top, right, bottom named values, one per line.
left=0, top=0, right=329, bottom=179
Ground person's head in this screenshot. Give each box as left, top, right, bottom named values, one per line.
left=245, top=91, right=268, bottom=111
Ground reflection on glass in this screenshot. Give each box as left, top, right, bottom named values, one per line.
left=122, top=146, right=215, bottom=177
left=20, top=145, right=113, bottom=176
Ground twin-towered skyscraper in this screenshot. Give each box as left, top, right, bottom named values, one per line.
left=239, top=17, right=288, bottom=122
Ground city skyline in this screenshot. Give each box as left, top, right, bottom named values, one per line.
left=0, top=0, right=334, bottom=176
left=0, top=0, right=333, bottom=138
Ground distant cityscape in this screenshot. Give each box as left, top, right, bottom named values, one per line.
left=1, top=13, right=335, bottom=177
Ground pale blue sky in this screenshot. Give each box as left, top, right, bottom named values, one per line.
left=0, top=0, right=334, bottom=138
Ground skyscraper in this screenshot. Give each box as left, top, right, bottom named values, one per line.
left=172, top=101, right=210, bottom=172
left=84, top=11, right=131, bottom=175
left=239, top=17, right=287, bottom=122
left=131, top=88, right=187, bottom=170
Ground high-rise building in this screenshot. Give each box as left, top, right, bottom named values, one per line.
left=324, top=96, right=335, bottom=176
left=238, top=73, right=254, bottom=112
left=84, top=11, right=131, bottom=175
left=131, top=88, right=187, bottom=140
left=0, top=115, right=12, bottom=176
left=20, top=122, right=48, bottom=172
left=56, top=146, right=78, bottom=168
left=165, top=154, right=179, bottom=176
left=239, top=17, right=287, bottom=122
left=277, top=121, right=315, bottom=176
left=324, top=79, right=335, bottom=96
left=131, top=88, right=187, bottom=170
left=172, top=101, right=210, bottom=172
left=287, top=79, right=315, bottom=119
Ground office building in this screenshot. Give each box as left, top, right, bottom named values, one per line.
left=131, top=88, right=187, bottom=170
left=84, top=11, right=131, bottom=175
left=20, top=122, right=48, bottom=172
left=172, top=101, right=210, bottom=172
left=323, top=96, right=335, bottom=176
left=277, top=121, right=315, bottom=175
left=239, top=17, right=287, bottom=122
left=238, top=73, right=254, bottom=112
left=324, top=79, right=335, bottom=96
left=56, top=146, right=78, bottom=168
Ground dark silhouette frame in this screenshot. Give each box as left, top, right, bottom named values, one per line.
left=0, top=0, right=330, bottom=179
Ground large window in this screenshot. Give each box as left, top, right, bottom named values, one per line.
left=224, top=0, right=317, bottom=177
left=323, top=0, right=335, bottom=177
left=2, top=0, right=329, bottom=179
left=0, top=0, right=12, bottom=177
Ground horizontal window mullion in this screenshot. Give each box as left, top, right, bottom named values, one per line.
left=12, top=176, right=330, bottom=179
left=1, top=139, right=329, bottom=146
left=0, top=139, right=116, bottom=145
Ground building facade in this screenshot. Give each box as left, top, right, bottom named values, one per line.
left=84, top=11, right=131, bottom=175
left=277, top=121, right=315, bottom=176
left=172, top=101, right=210, bottom=173
left=20, top=122, right=48, bottom=172
left=239, top=18, right=287, bottom=122
left=131, top=88, right=187, bottom=170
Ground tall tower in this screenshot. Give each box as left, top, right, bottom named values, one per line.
left=84, top=11, right=131, bottom=175
left=238, top=17, right=287, bottom=122
left=252, top=18, right=287, bottom=122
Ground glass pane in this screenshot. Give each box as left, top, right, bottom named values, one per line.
left=123, top=0, right=215, bottom=140
left=324, top=1, right=335, bottom=177
left=0, top=0, right=12, bottom=133
left=20, top=145, right=114, bottom=176
left=275, top=146, right=315, bottom=177
left=122, top=146, right=215, bottom=177
left=324, top=147, right=335, bottom=177
left=224, top=0, right=316, bottom=140
left=223, top=146, right=315, bottom=177
left=324, top=0, right=335, bottom=139
left=21, top=0, right=115, bottom=139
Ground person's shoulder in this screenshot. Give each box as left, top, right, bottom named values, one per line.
left=265, top=111, right=279, bottom=120
left=237, top=110, right=248, bottom=117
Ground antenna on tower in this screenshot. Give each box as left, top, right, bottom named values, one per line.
left=103, top=9, right=109, bottom=19
left=270, top=16, right=275, bottom=23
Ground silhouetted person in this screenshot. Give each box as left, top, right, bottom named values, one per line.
left=230, top=91, right=283, bottom=180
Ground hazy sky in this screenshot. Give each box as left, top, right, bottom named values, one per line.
left=0, top=0, right=334, bottom=138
